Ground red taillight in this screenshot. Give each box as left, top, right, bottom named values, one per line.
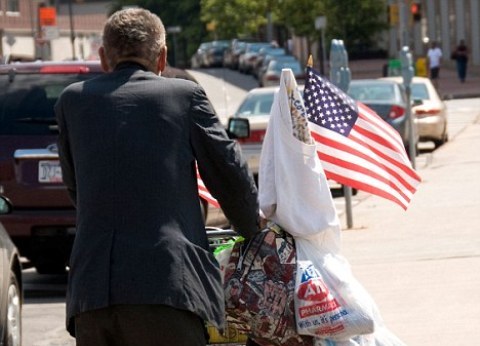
left=237, top=129, right=266, bottom=144
left=40, top=66, right=91, bottom=74
left=389, top=105, right=405, bottom=119
left=414, top=108, right=441, bottom=117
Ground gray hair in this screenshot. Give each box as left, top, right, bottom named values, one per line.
left=102, top=8, right=166, bottom=68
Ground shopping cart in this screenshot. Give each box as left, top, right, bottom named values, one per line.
left=206, top=227, right=249, bottom=346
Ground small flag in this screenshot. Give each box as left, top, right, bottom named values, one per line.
left=303, top=67, right=421, bottom=209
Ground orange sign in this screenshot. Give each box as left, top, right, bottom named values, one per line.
left=39, top=7, right=57, bottom=27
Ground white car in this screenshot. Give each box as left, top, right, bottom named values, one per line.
left=381, top=76, right=448, bottom=148
left=232, top=86, right=279, bottom=177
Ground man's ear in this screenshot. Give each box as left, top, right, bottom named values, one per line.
left=99, top=47, right=110, bottom=72
left=156, top=46, right=167, bottom=74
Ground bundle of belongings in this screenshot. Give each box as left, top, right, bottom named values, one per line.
left=216, top=69, right=406, bottom=346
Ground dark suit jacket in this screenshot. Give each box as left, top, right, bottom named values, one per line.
left=55, top=62, right=259, bottom=336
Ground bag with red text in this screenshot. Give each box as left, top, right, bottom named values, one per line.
left=294, top=236, right=376, bottom=341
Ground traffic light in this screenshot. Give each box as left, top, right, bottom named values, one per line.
left=411, top=2, right=422, bottom=22
left=387, top=4, right=399, bottom=26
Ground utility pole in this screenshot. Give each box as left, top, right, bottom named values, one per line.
left=67, top=0, right=76, bottom=60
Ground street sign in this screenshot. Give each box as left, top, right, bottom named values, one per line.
left=315, top=16, right=327, bottom=30
left=167, top=26, right=182, bottom=34
left=42, top=26, right=60, bottom=41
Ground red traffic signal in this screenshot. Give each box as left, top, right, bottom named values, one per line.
left=411, top=3, right=422, bottom=21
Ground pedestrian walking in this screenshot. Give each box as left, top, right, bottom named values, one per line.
left=427, top=41, right=443, bottom=89
left=451, top=39, right=469, bottom=82
left=55, top=7, right=260, bottom=346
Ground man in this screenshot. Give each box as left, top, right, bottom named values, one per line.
left=427, top=41, right=442, bottom=89
left=55, top=8, right=260, bottom=345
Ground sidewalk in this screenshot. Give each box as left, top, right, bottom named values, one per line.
left=338, top=105, right=480, bottom=344
left=348, top=58, right=480, bottom=100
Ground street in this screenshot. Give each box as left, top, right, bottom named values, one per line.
left=21, top=68, right=480, bottom=346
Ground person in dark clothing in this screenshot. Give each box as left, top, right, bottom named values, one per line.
left=452, top=39, right=469, bottom=82
left=55, top=8, right=260, bottom=346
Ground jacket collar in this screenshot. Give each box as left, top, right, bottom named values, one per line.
left=114, top=61, right=149, bottom=72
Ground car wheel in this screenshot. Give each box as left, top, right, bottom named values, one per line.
left=433, top=131, right=448, bottom=148
left=4, top=272, right=21, bottom=346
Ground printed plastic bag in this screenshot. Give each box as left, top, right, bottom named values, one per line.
left=294, top=236, right=375, bottom=341
left=223, top=224, right=314, bottom=346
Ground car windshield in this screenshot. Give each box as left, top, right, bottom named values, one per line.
left=411, top=83, right=430, bottom=100
left=269, top=60, right=302, bottom=73
left=348, top=83, right=396, bottom=101
left=236, top=92, right=275, bottom=116
left=0, top=73, right=101, bottom=135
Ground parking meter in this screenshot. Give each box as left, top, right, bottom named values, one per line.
left=400, top=46, right=414, bottom=88
left=400, top=46, right=416, bottom=168
left=329, top=39, right=351, bottom=93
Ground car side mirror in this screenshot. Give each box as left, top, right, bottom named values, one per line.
left=0, top=196, right=12, bottom=215
left=227, top=117, right=250, bottom=139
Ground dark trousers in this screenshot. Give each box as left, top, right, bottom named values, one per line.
left=75, top=304, right=207, bottom=346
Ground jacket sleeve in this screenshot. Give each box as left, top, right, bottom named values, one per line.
left=189, top=85, right=260, bottom=238
left=55, top=96, right=77, bottom=207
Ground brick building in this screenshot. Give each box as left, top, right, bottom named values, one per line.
left=0, top=0, right=109, bottom=61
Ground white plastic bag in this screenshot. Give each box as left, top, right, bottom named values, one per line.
left=258, top=69, right=341, bottom=239
left=294, top=236, right=375, bottom=341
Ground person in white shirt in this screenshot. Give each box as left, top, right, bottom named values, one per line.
left=427, top=41, right=442, bottom=89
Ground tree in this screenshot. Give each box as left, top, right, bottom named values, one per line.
left=200, top=0, right=271, bottom=40
left=108, top=0, right=206, bottom=67
left=322, top=0, right=388, bottom=57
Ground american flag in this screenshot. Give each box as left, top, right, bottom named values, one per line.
left=303, top=67, right=421, bottom=209
left=196, top=165, right=220, bottom=208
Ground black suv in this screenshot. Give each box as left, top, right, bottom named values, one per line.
left=0, top=61, right=210, bottom=274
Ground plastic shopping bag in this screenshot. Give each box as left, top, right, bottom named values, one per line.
left=294, top=236, right=376, bottom=341
left=223, top=224, right=314, bottom=346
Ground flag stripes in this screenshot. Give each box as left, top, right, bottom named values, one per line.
left=304, top=66, right=421, bottom=209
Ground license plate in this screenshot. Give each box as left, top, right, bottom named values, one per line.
left=38, top=160, right=63, bottom=183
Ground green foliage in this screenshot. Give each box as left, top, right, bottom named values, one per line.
left=322, top=0, right=388, bottom=53
left=108, top=0, right=206, bottom=66
left=200, top=0, right=270, bottom=39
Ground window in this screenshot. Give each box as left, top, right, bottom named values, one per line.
left=6, top=0, right=19, bottom=13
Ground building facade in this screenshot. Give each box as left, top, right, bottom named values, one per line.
left=389, top=0, right=479, bottom=67
left=0, top=0, right=108, bottom=61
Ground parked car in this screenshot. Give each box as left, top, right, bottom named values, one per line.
left=232, top=86, right=280, bottom=178
left=253, top=47, right=286, bottom=78
left=190, top=42, right=212, bottom=68
left=238, top=42, right=273, bottom=74
left=347, top=79, right=418, bottom=154
left=0, top=195, right=22, bottom=346
left=0, top=60, right=207, bottom=274
left=223, top=39, right=247, bottom=69
left=257, top=54, right=297, bottom=84
left=260, top=58, right=305, bottom=87
left=381, top=76, right=448, bottom=148
left=204, top=40, right=230, bottom=68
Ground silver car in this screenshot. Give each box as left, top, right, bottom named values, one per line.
left=0, top=196, right=22, bottom=346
